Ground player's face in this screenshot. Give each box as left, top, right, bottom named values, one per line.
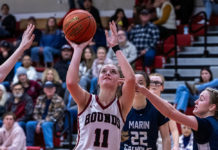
left=181, top=125, right=192, bottom=137
left=3, top=115, right=14, bottom=130
left=135, top=74, right=146, bottom=91
left=98, top=64, right=120, bottom=88
left=149, top=76, right=164, bottom=96
left=193, top=90, right=211, bottom=117
left=201, top=70, right=211, bottom=83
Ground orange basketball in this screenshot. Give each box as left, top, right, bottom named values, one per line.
left=63, top=9, right=97, bottom=44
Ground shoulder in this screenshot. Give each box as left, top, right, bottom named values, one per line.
left=37, top=95, right=46, bottom=101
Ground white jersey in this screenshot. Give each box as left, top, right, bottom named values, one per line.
left=74, top=94, right=124, bottom=150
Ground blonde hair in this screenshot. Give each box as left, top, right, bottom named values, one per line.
left=0, top=84, right=8, bottom=106
left=149, top=73, right=165, bottom=84
left=206, top=88, right=218, bottom=119
left=42, top=68, right=61, bottom=84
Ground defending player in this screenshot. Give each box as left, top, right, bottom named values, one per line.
left=0, top=24, right=35, bottom=82
left=136, top=84, right=218, bottom=149
left=120, top=71, right=170, bottom=150
left=66, top=21, right=135, bottom=149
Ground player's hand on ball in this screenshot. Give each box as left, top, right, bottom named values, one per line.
left=66, top=36, right=92, bottom=51
left=105, top=21, right=119, bottom=48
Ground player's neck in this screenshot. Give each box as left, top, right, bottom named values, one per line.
left=133, top=95, right=147, bottom=110
left=98, top=89, right=116, bottom=106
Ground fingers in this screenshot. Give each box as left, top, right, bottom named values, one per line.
left=30, top=34, right=35, bottom=42
left=110, top=21, right=117, bottom=36
left=28, top=24, right=35, bottom=35
left=65, top=36, right=76, bottom=47
left=105, top=30, right=109, bottom=41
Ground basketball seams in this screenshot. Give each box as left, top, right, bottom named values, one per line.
left=64, top=16, right=91, bottom=37
left=74, top=16, right=92, bottom=43
left=63, top=9, right=96, bottom=43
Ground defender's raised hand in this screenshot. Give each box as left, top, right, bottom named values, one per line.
left=105, top=21, right=119, bottom=48
left=19, top=24, right=35, bottom=51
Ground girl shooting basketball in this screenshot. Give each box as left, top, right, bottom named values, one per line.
left=66, top=21, right=135, bottom=149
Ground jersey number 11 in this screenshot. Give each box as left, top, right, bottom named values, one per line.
left=94, top=128, right=109, bottom=148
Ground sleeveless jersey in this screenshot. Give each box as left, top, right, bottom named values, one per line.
left=74, top=94, right=124, bottom=150
left=120, top=100, right=169, bottom=150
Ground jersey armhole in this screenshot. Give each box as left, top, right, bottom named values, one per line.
left=117, top=100, right=125, bottom=123
left=77, top=94, right=92, bottom=116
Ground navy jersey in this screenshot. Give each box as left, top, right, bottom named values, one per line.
left=120, top=100, right=169, bottom=150
left=193, top=116, right=218, bottom=150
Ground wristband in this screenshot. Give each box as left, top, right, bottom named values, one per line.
left=112, top=45, right=120, bottom=53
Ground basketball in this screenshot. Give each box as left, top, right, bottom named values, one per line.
left=63, top=9, right=97, bottom=44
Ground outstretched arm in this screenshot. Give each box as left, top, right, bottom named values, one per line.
left=136, top=84, right=199, bottom=130
left=0, top=24, right=35, bottom=82
left=105, top=21, right=135, bottom=119
left=66, top=38, right=92, bottom=112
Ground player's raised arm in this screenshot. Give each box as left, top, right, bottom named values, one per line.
left=66, top=38, right=92, bottom=111
left=136, top=84, right=198, bottom=130
left=105, top=21, right=135, bottom=119
left=0, top=24, right=35, bottom=82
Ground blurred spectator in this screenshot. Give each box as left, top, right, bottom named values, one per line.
left=14, top=67, right=42, bottom=104
left=41, top=68, right=64, bottom=97
left=14, top=16, right=42, bottom=55
left=90, top=25, right=107, bottom=52
left=68, top=0, right=76, bottom=9
left=90, top=47, right=112, bottom=94
left=0, top=112, right=26, bottom=150
left=63, top=89, right=78, bottom=140
left=120, top=71, right=171, bottom=150
left=31, top=17, right=62, bottom=67
left=26, top=81, right=65, bottom=149
left=179, top=124, right=193, bottom=150
left=5, top=83, right=34, bottom=131
left=107, top=29, right=137, bottom=65
left=54, top=44, right=73, bottom=89
left=171, top=0, right=194, bottom=24
left=128, top=9, right=159, bottom=67
left=153, top=0, right=176, bottom=39
left=79, top=46, right=95, bottom=91
left=13, top=55, right=38, bottom=84
left=149, top=73, right=179, bottom=150
left=0, top=3, right=16, bottom=38
left=82, top=0, right=103, bottom=28
left=186, top=77, right=218, bottom=96
left=0, top=85, right=8, bottom=120
left=133, top=0, right=155, bottom=24
left=199, top=0, right=218, bottom=24
left=110, top=8, right=129, bottom=30
left=174, top=67, right=213, bottom=112
left=0, top=40, right=14, bottom=87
